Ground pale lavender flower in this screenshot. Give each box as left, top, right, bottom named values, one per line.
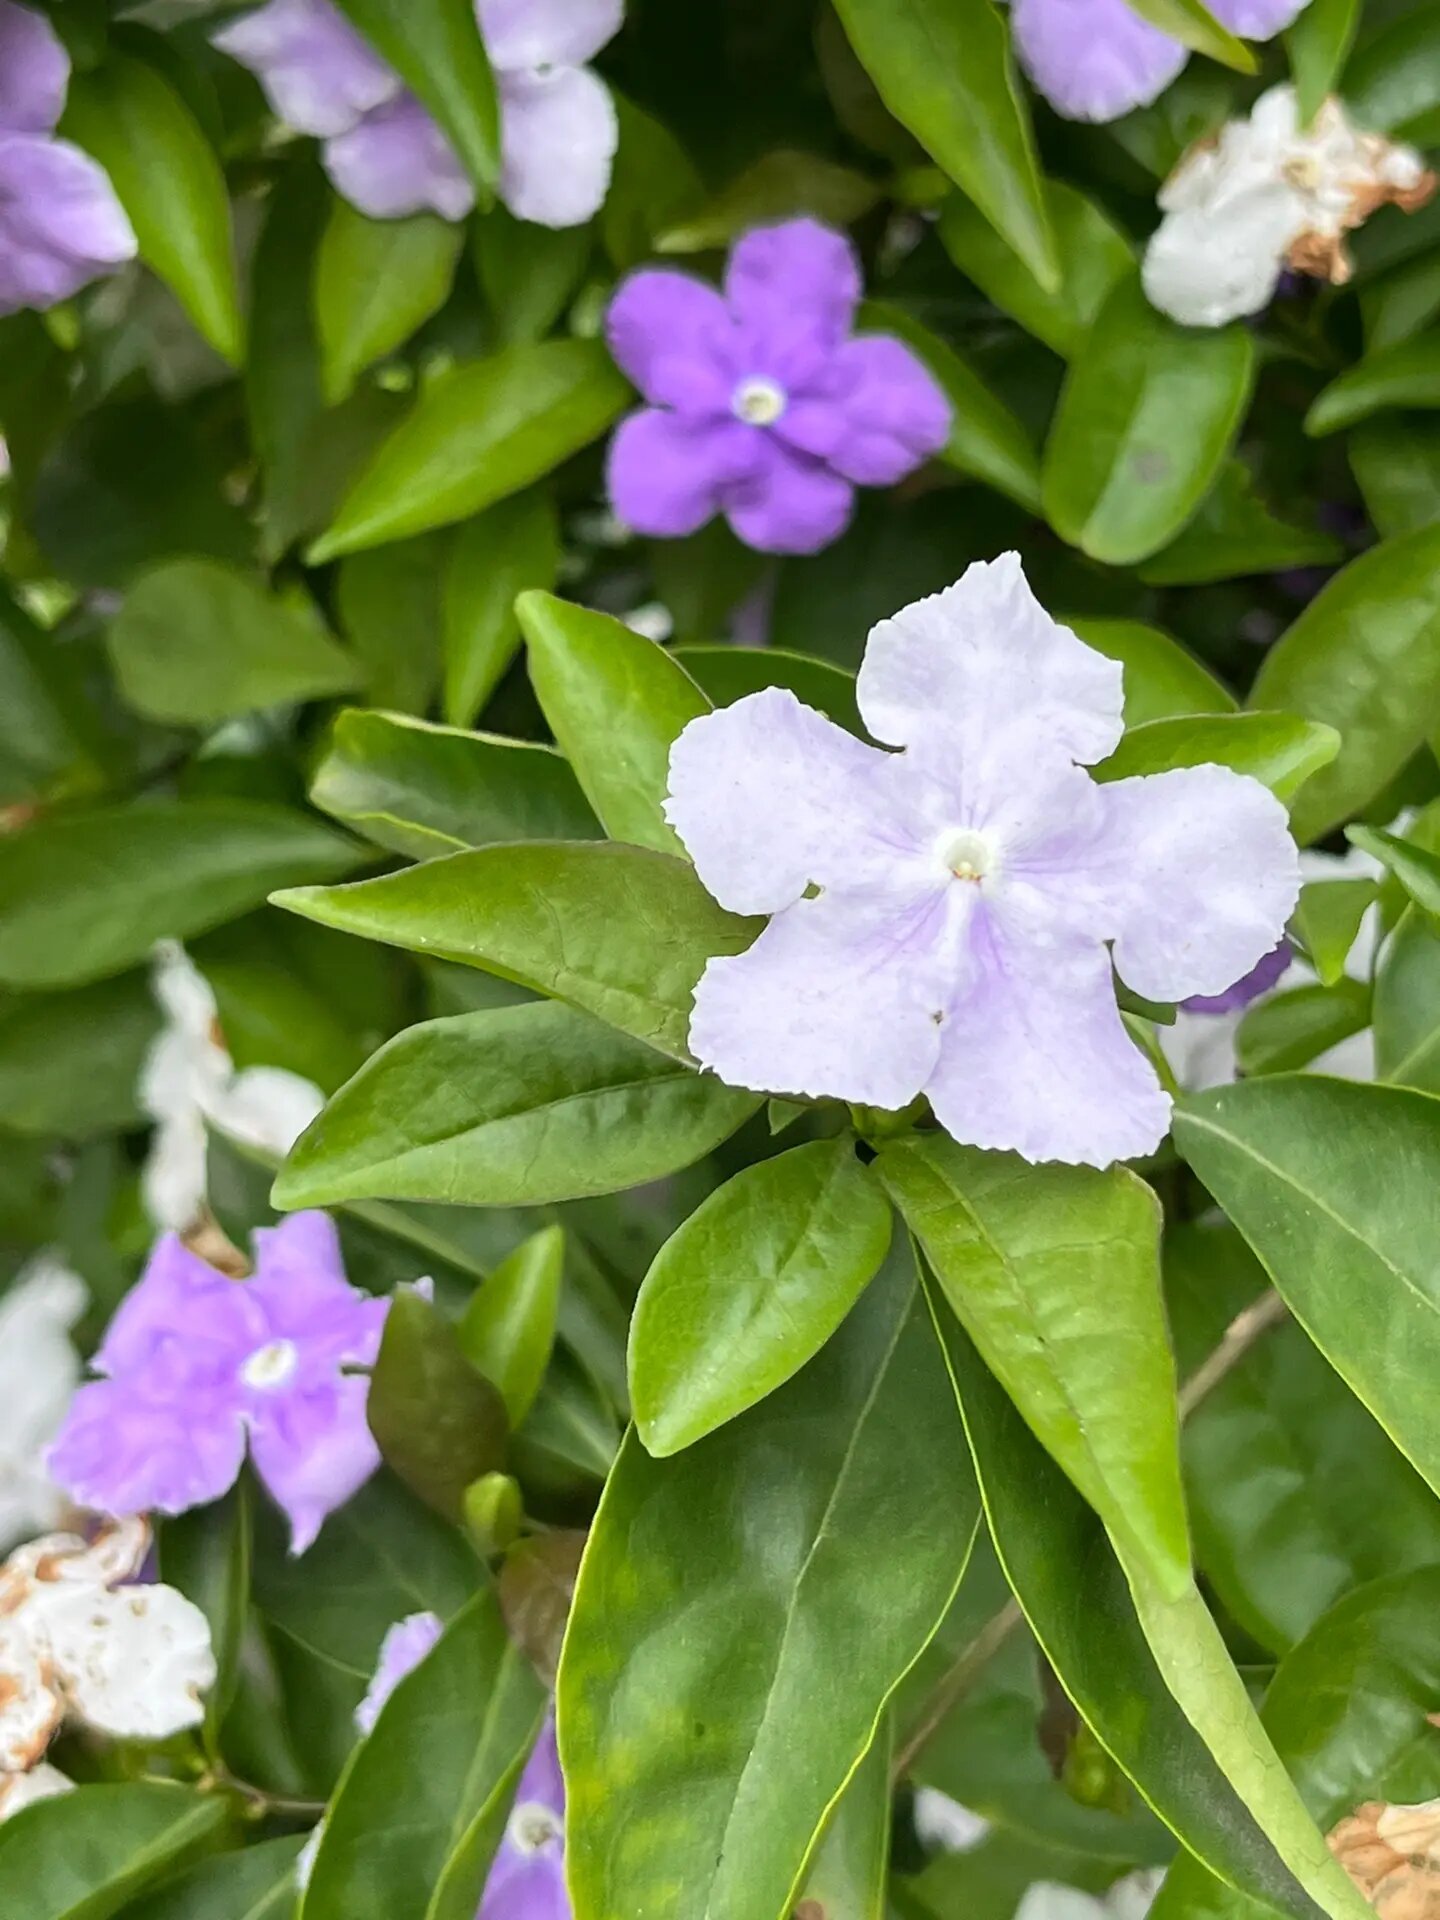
left=0, top=0, right=136, bottom=317
left=1011, top=0, right=1309, bottom=123
left=354, top=1611, right=443, bottom=1734
left=48, top=1213, right=392, bottom=1554
left=479, top=1715, right=568, bottom=1920
left=211, top=0, right=399, bottom=138
left=605, top=219, right=951, bottom=556
left=665, top=553, right=1300, bottom=1167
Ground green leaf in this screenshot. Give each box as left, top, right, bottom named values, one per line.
left=673, top=644, right=862, bottom=732
left=0, top=800, right=365, bottom=990
left=335, top=536, right=444, bottom=716
left=458, top=1224, right=564, bottom=1426
left=442, top=492, right=561, bottom=727
left=1176, top=1077, right=1440, bottom=1520
left=831, top=0, right=1058, bottom=291
left=0, top=1785, right=229, bottom=1920
left=1291, top=878, right=1377, bottom=986
left=1066, top=617, right=1236, bottom=728
left=1120, top=0, right=1255, bottom=67
left=857, top=301, right=1042, bottom=508
left=367, top=1289, right=508, bottom=1520
left=630, top=1137, right=894, bottom=1455
left=519, top=592, right=710, bottom=856
left=302, top=1592, right=543, bottom=1920
left=1287, top=0, right=1362, bottom=124
left=473, top=205, right=592, bottom=345
left=1306, top=332, right=1440, bottom=437
left=880, top=1134, right=1190, bottom=1599
left=938, top=181, right=1132, bottom=357
left=1349, top=416, right=1440, bottom=538
left=1250, top=524, right=1440, bottom=842
left=1343, top=9, right=1440, bottom=142
left=1361, top=252, right=1440, bottom=355
left=158, top=1483, right=251, bottom=1739
left=329, top=0, right=499, bottom=194
left=1043, top=277, right=1256, bottom=566
left=273, top=1000, right=759, bottom=1210
left=123, top=1837, right=305, bottom=1920
left=275, top=842, right=756, bottom=1060
left=0, top=586, right=102, bottom=807
left=1374, top=906, right=1440, bottom=1092
left=800, top=1725, right=892, bottom=1920
left=1137, top=462, right=1345, bottom=586
left=655, top=149, right=882, bottom=253
left=316, top=203, right=464, bottom=407
left=558, top=1238, right=977, bottom=1920
left=937, top=1310, right=1368, bottom=1920
left=63, top=54, right=242, bottom=364
left=1234, top=978, right=1372, bottom=1076
left=0, top=973, right=158, bottom=1137
left=310, top=342, right=629, bottom=561
left=1349, top=823, right=1440, bottom=925
left=1096, top=711, right=1340, bottom=802
left=602, top=95, right=705, bottom=271
left=195, top=915, right=377, bottom=1094
left=308, top=710, right=596, bottom=860
left=107, top=560, right=359, bottom=725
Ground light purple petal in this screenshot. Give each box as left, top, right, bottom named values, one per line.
left=725, top=219, right=860, bottom=354
left=247, top=1377, right=382, bottom=1554
left=724, top=436, right=855, bottom=555
left=0, top=133, right=136, bottom=317
left=0, top=0, right=69, bottom=135
left=246, top=1211, right=388, bottom=1368
left=93, top=1235, right=259, bottom=1381
left=477, top=0, right=622, bottom=70
left=857, top=552, right=1124, bottom=772
left=496, top=63, right=617, bottom=227
left=1207, top=0, right=1308, bottom=36
left=212, top=0, right=400, bottom=138
left=780, top=333, right=951, bottom=486
left=606, top=269, right=736, bottom=412
left=354, top=1611, right=443, bottom=1733
left=324, top=95, right=475, bottom=222
left=48, top=1375, right=246, bottom=1518
left=607, top=408, right=756, bottom=539
left=927, top=930, right=1171, bottom=1166
left=480, top=1716, right=567, bottom=1920
left=1182, top=938, right=1293, bottom=1014
left=1011, top=0, right=1188, bottom=123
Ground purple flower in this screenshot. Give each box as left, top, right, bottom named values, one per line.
left=0, top=0, right=135, bottom=317
left=1181, top=937, right=1292, bottom=1014
left=354, top=1611, right=443, bottom=1733
left=605, top=219, right=952, bottom=556
left=665, top=553, right=1300, bottom=1167
left=479, top=1714, right=568, bottom=1920
left=212, top=0, right=620, bottom=226
left=48, top=1213, right=393, bottom=1554
left=1011, top=0, right=1310, bottom=123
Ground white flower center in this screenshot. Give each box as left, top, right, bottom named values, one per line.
left=732, top=376, right=787, bottom=426
left=938, top=828, right=999, bottom=885
left=240, top=1338, right=299, bottom=1391
left=508, top=1801, right=563, bottom=1855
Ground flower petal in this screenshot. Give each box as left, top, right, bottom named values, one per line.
left=47, top=1375, right=247, bottom=1518
left=780, top=333, right=951, bottom=486
left=605, top=269, right=735, bottom=411
left=211, top=0, right=400, bottom=138
left=1141, top=194, right=1297, bottom=328
left=0, top=134, right=136, bottom=316
left=477, top=0, right=622, bottom=70
left=724, top=436, right=855, bottom=554
left=355, top=1611, right=443, bottom=1733
left=0, top=1619, right=62, bottom=1771
left=247, top=1378, right=382, bottom=1554
left=607, top=407, right=754, bottom=538
left=0, top=1764, right=73, bottom=1822
left=247, top=1212, right=389, bottom=1367
left=726, top=219, right=860, bottom=347
left=1010, top=0, right=1187, bottom=123
left=35, top=1582, right=215, bottom=1741
left=0, top=0, right=69, bottom=134
left=324, top=95, right=475, bottom=222
left=496, top=64, right=617, bottom=229
left=1206, top=0, right=1307, bottom=37
left=209, top=1062, right=323, bottom=1156
left=479, top=1716, right=567, bottom=1920
left=927, top=929, right=1171, bottom=1167
left=857, top=554, right=1124, bottom=771
left=92, top=1235, right=259, bottom=1381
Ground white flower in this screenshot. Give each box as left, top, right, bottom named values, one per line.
left=913, top=1788, right=991, bottom=1853
left=0, top=1763, right=73, bottom=1820
left=1016, top=1868, right=1166, bottom=1920
left=1143, top=87, right=1435, bottom=327
left=0, top=1518, right=215, bottom=1799
left=141, top=943, right=323, bottom=1232
left=0, top=1256, right=85, bottom=1551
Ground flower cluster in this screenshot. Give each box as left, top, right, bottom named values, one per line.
left=606, top=219, right=951, bottom=555
left=0, top=0, right=135, bottom=317
left=1143, top=87, right=1437, bottom=328
left=666, top=553, right=1301, bottom=1167
left=213, top=0, right=620, bottom=226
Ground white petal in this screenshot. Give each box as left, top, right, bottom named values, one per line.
left=0, top=1618, right=62, bottom=1771
left=1142, top=196, right=1295, bottom=326
left=141, top=1111, right=209, bottom=1233
left=0, top=1764, right=74, bottom=1822
left=497, top=65, right=617, bottom=228
left=477, top=0, right=622, bottom=70
left=208, top=1065, right=323, bottom=1155
left=35, top=1581, right=215, bottom=1741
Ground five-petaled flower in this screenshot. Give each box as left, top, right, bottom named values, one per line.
left=49, top=1213, right=396, bottom=1554
left=666, top=553, right=1301, bottom=1168
left=605, top=218, right=952, bottom=556
left=479, top=1714, right=568, bottom=1920
left=0, top=0, right=136, bottom=317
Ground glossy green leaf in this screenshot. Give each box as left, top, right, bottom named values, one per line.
left=368, top=1289, right=508, bottom=1520
left=0, top=586, right=101, bottom=807
left=519, top=592, right=710, bottom=856
left=938, top=180, right=1132, bottom=356
left=63, top=55, right=242, bottom=364
left=124, top=1837, right=305, bottom=1920
left=276, top=842, right=756, bottom=1060
left=1043, top=278, right=1256, bottom=566
left=0, top=973, right=158, bottom=1136
left=1096, top=712, right=1340, bottom=803
left=311, top=343, right=629, bottom=561
left=1137, top=463, right=1345, bottom=586
left=1116, top=0, right=1254, bottom=68
left=1067, top=617, right=1236, bottom=727
left=1250, top=525, right=1440, bottom=842
left=473, top=205, right=591, bottom=344
left=0, top=1785, right=229, bottom=1920
left=1292, top=878, right=1377, bottom=986
left=316, top=203, right=464, bottom=406
left=831, top=0, right=1057, bottom=290
left=602, top=94, right=705, bottom=271
left=1349, top=416, right=1440, bottom=537
left=1361, top=252, right=1440, bottom=354
left=880, top=1134, right=1189, bottom=1598
left=857, top=301, right=1041, bottom=508
left=1343, top=10, right=1440, bottom=141
left=1235, top=979, right=1372, bottom=1076
left=559, top=1238, right=977, bottom=1920
left=303, top=1592, right=543, bottom=1920
left=329, top=0, right=499, bottom=193
left=800, top=1726, right=893, bottom=1920
left=630, top=1137, right=894, bottom=1455
left=1306, top=333, right=1440, bottom=436
left=673, top=644, right=862, bottom=732
left=1374, top=906, right=1440, bottom=1092
left=108, top=560, right=358, bottom=725
left=334, top=535, right=444, bottom=716
left=308, top=710, right=595, bottom=860
left=458, top=1224, right=564, bottom=1426
left=0, top=801, right=365, bottom=990
left=442, top=492, right=560, bottom=727
left=1176, top=1077, right=1440, bottom=1517
left=1349, top=824, right=1440, bottom=925
left=158, top=1483, right=251, bottom=1738
left=274, top=1000, right=759, bottom=1210
left=1287, top=0, right=1362, bottom=123
left=656, top=150, right=882, bottom=253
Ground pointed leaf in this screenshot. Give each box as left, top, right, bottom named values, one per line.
left=124, top=1837, right=306, bottom=1920
left=1120, top=0, right=1255, bottom=68
left=1292, top=878, right=1377, bottom=987
left=1138, top=462, right=1345, bottom=586
left=368, top=1289, right=508, bottom=1521
left=316, top=204, right=464, bottom=406
left=1375, top=906, right=1440, bottom=1093
left=1306, top=332, right=1440, bottom=437
left=1287, top=0, right=1363, bottom=125
left=1096, top=711, right=1340, bottom=802
left=1348, top=823, right=1440, bottom=925
left=1066, top=617, right=1236, bottom=727
left=459, top=1225, right=565, bottom=1427
left=0, top=1786, right=229, bottom=1920
left=329, top=0, right=499, bottom=194
left=442, top=492, right=561, bottom=727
